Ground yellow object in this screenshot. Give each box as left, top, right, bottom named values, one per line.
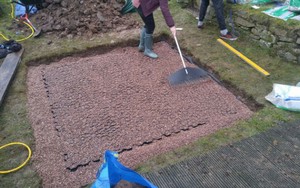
left=0, top=142, right=32, bottom=174
left=217, top=38, right=270, bottom=76
left=0, top=3, right=34, bottom=42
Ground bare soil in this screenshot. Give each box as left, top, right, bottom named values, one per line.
left=31, top=0, right=140, bottom=38
left=27, top=41, right=252, bottom=187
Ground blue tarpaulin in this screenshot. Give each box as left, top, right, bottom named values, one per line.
left=91, top=150, right=157, bottom=188
left=15, top=2, right=37, bottom=17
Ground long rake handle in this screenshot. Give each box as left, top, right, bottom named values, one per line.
left=25, top=18, right=38, bottom=31
left=174, top=35, right=188, bottom=75
left=21, top=14, right=38, bottom=31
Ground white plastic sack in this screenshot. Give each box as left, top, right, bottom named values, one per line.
left=291, top=14, right=300, bottom=20
left=265, top=83, right=300, bottom=112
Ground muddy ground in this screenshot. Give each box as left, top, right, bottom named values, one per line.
left=27, top=41, right=253, bottom=187
left=31, top=0, right=140, bottom=38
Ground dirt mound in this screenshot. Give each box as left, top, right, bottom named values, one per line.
left=33, top=0, right=140, bottom=38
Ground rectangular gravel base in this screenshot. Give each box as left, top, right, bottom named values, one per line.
left=27, top=42, right=253, bottom=187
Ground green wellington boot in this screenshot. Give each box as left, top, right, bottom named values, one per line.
left=144, top=33, right=158, bottom=59
left=138, top=28, right=146, bottom=52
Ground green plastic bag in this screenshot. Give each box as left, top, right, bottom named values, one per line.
left=121, top=0, right=136, bottom=15
left=263, top=6, right=297, bottom=21
left=289, top=0, right=300, bottom=12
left=251, top=0, right=273, bottom=4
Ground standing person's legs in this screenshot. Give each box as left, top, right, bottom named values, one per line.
left=211, top=0, right=237, bottom=40
left=211, top=0, right=227, bottom=33
left=136, top=6, right=158, bottom=58
left=198, top=0, right=209, bottom=28
left=136, top=6, right=155, bottom=34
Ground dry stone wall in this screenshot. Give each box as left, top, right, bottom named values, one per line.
left=188, top=1, right=300, bottom=64
left=232, top=9, right=300, bottom=64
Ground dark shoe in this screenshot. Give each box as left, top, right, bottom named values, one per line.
left=2, top=40, right=22, bottom=53
left=0, top=48, right=8, bottom=59
left=220, top=32, right=237, bottom=41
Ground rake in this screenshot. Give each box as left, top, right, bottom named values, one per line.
left=168, top=35, right=208, bottom=86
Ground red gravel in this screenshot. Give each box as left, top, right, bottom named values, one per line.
left=26, top=41, right=253, bottom=187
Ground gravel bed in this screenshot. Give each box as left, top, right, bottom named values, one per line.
left=27, top=41, right=253, bottom=187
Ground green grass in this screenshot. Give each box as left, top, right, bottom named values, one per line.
left=0, top=64, right=42, bottom=186
left=1, top=1, right=300, bottom=187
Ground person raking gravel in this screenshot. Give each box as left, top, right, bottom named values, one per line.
left=133, top=0, right=177, bottom=59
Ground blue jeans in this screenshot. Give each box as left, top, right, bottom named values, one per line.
left=198, top=0, right=227, bottom=31
left=136, top=6, right=155, bottom=34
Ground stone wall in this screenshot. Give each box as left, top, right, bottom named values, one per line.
left=186, top=1, right=300, bottom=63
left=232, top=8, right=300, bottom=64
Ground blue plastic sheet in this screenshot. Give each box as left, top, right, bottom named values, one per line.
left=91, top=150, right=157, bottom=188
left=15, top=3, right=37, bottom=17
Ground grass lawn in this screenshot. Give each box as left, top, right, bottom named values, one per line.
left=1, top=1, right=300, bottom=187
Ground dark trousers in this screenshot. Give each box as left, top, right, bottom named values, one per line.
left=198, top=0, right=227, bottom=31
left=136, top=6, right=155, bottom=34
